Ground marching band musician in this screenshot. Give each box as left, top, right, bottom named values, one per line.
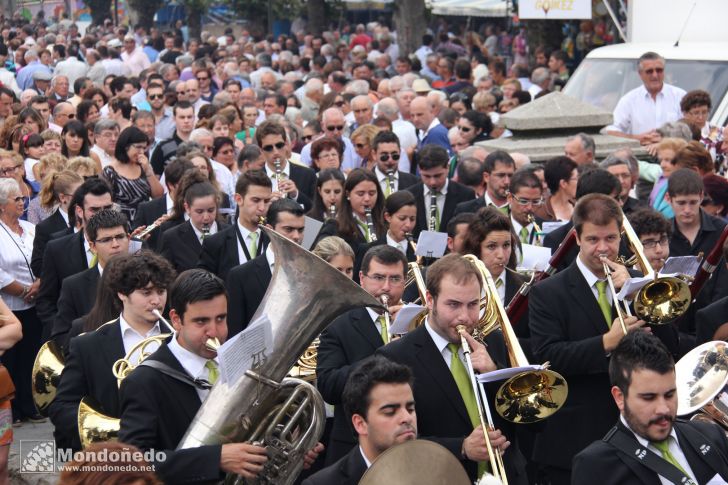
left=371, top=131, right=419, bottom=197
left=508, top=170, right=547, bottom=248
left=407, top=144, right=474, bottom=237
left=454, top=150, right=516, bottom=216
left=528, top=194, right=679, bottom=485
left=316, top=245, right=407, bottom=465
left=257, top=120, right=317, bottom=212
left=628, top=208, right=672, bottom=274
left=225, top=198, right=306, bottom=336
left=49, top=250, right=176, bottom=451
left=573, top=331, right=728, bottom=484
left=196, top=170, right=272, bottom=281
left=52, top=209, right=131, bottom=352
left=303, top=356, right=417, bottom=485
left=118, top=268, right=322, bottom=483
left=377, top=254, right=527, bottom=484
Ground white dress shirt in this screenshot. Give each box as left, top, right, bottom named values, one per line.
left=191, top=221, right=219, bottom=244
left=424, top=317, right=464, bottom=370
left=494, top=271, right=506, bottom=304
left=366, top=307, right=384, bottom=338
left=165, top=193, right=174, bottom=214
left=0, top=220, right=35, bottom=311
left=484, top=192, right=509, bottom=211
left=118, top=313, right=162, bottom=363
left=375, top=166, right=399, bottom=195
left=90, top=144, right=114, bottom=168
left=608, top=83, right=686, bottom=136
left=168, top=335, right=219, bottom=401
left=236, top=221, right=261, bottom=265
left=264, top=160, right=292, bottom=194
left=58, top=207, right=69, bottom=226
left=386, top=232, right=408, bottom=255
left=576, top=255, right=613, bottom=305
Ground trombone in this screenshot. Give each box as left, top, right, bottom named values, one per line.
left=527, top=214, right=542, bottom=246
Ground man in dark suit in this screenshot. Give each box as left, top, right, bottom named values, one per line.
left=132, top=158, right=194, bottom=250
left=256, top=120, right=316, bottom=212
left=48, top=251, right=176, bottom=451
left=573, top=331, right=728, bottom=484
left=225, top=198, right=305, bottom=336
left=197, top=170, right=272, bottom=281
left=529, top=194, right=680, bottom=485
left=508, top=170, right=547, bottom=248
left=51, top=209, right=130, bottom=352
left=407, top=144, right=474, bottom=237
left=455, top=150, right=515, bottom=217
left=303, top=356, right=416, bottom=485
left=118, top=269, right=280, bottom=483
left=35, top=178, right=114, bottom=333
left=317, top=245, right=408, bottom=465
left=371, top=131, right=419, bottom=197
left=159, top=180, right=230, bottom=273
left=377, top=254, right=527, bottom=484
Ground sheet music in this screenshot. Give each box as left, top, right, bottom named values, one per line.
left=661, top=256, right=701, bottom=278
left=302, top=216, right=324, bottom=250
left=218, top=313, right=273, bottom=384
left=415, top=231, right=447, bottom=258
left=477, top=365, right=545, bottom=383
left=389, top=303, right=426, bottom=335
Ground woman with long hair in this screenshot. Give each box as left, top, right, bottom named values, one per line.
left=312, top=236, right=355, bottom=279
left=308, top=169, right=345, bottom=222
left=27, top=164, right=79, bottom=225
left=457, top=110, right=492, bottom=146
left=61, top=120, right=91, bottom=158
left=382, top=190, right=418, bottom=261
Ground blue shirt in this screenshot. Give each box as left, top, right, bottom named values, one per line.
left=16, top=61, right=52, bottom=91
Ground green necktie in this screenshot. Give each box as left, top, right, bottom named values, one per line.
left=447, top=343, right=488, bottom=478
left=652, top=439, right=690, bottom=477
left=495, top=278, right=504, bottom=289
left=356, top=218, right=372, bottom=242
left=519, top=226, right=529, bottom=244
left=378, top=315, right=389, bottom=344
left=595, top=280, right=612, bottom=328
left=205, top=360, right=219, bottom=385
left=249, top=232, right=258, bottom=257
left=89, top=252, right=97, bottom=268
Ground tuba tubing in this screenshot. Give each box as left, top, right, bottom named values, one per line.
left=177, top=228, right=383, bottom=484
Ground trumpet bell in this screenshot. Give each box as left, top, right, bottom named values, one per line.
left=633, top=276, right=691, bottom=325
left=495, top=369, right=568, bottom=424
left=32, top=340, right=64, bottom=416
left=77, top=397, right=120, bottom=449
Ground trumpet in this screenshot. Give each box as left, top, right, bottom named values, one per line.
left=365, top=207, right=377, bottom=242
left=457, top=324, right=509, bottom=485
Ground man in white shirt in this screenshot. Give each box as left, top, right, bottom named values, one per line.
left=53, top=44, right=89, bottom=90
left=303, top=355, right=416, bottom=484
left=573, top=331, right=728, bottom=485
left=606, top=52, right=686, bottom=145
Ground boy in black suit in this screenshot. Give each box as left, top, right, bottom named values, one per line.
left=573, top=331, right=728, bottom=484
left=303, top=356, right=416, bottom=485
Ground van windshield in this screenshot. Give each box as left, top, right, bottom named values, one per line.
left=564, top=58, right=728, bottom=117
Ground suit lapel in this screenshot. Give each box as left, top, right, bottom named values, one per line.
left=253, top=256, right=272, bottom=291
left=442, top=184, right=459, bottom=224
left=566, top=263, right=611, bottom=334
left=179, top=221, right=202, bottom=252
left=341, top=446, right=367, bottom=485
left=351, top=308, right=384, bottom=351
left=411, top=325, right=471, bottom=426
left=73, top=230, right=88, bottom=269
left=98, top=320, right=126, bottom=369
left=412, top=184, right=427, bottom=233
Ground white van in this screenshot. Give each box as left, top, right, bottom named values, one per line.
left=563, top=0, right=728, bottom=127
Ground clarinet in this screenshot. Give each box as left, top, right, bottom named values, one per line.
left=274, top=158, right=284, bottom=190
left=429, top=193, right=438, bottom=232
left=327, top=204, right=337, bottom=221
left=506, top=228, right=578, bottom=324
left=365, top=207, right=377, bottom=242
left=386, top=170, right=396, bottom=195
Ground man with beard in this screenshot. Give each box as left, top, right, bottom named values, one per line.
left=303, top=356, right=416, bottom=485
left=572, top=331, right=728, bottom=484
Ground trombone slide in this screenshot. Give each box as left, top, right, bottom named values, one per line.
left=602, top=261, right=628, bottom=335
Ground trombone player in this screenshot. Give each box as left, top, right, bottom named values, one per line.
left=528, top=194, right=680, bottom=485
left=378, top=254, right=526, bottom=484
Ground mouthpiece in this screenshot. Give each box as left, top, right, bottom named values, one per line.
left=205, top=337, right=221, bottom=353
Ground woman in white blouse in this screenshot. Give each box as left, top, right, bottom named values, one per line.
left=0, top=178, right=45, bottom=424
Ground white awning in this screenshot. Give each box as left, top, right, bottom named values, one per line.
left=429, top=0, right=509, bottom=17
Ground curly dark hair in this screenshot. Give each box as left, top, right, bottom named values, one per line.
left=106, top=250, right=177, bottom=296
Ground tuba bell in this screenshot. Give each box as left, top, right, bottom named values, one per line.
left=32, top=340, right=64, bottom=416
left=676, top=340, right=728, bottom=432
left=177, top=227, right=383, bottom=485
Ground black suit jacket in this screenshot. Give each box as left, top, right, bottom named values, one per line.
left=316, top=307, right=385, bottom=465
left=197, top=225, right=268, bottom=281
left=528, top=262, right=679, bottom=471
left=119, top=342, right=223, bottom=484
left=48, top=319, right=125, bottom=450
left=301, top=445, right=367, bottom=485
left=406, top=181, right=475, bottom=237
left=36, top=231, right=88, bottom=330
left=376, top=324, right=527, bottom=484
left=572, top=420, right=728, bottom=485
left=622, top=196, right=645, bottom=215
left=453, top=196, right=486, bottom=216
left=132, top=196, right=167, bottom=250
left=290, top=163, right=317, bottom=212
left=160, top=221, right=230, bottom=273
left=695, top=295, right=728, bottom=346
left=225, top=254, right=271, bottom=336
left=376, top=170, right=420, bottom=194
left=31, top=209, right=69, bottom=276
left=51, top=266, right=100, bottom=352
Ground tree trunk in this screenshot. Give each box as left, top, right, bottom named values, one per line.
left=128, top=0, right=163, bottom=29
left=394, top=0, right=427, bottom=57
left=87, top=0, right=113, bottom=25
left=187, top=5, right=203, bottom=40
left=307, top=0, right=326, bottom=36
left=523, top=19, right=564, bottom=53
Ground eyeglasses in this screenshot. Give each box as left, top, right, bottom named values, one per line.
left=355, top=143, right=368, bottom=149
left=0, top=166, right=18, bottom=175
left=641, top=236, right=669, bottom=250
left=262, top=141, right=286, bottom=152
left=512, top=196, right=544, bottom=206
left=379, top=152, right=400, bottom=162
left=95, top=233, right=129, bottom=244
left=364, top=274, right=404, bottom=285
left=326, top=125, right=344, bottom=132
left=643, top=67, right=664, bottom=75
left=148, top=94, right=164, bottom=100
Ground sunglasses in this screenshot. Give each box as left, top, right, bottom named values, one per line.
left=643, top=68, right=664, bottom=75
left=379, top=152, right=400, bottom=162
left=458, top=126, right=471, bottom=132
left=262, top=141, right=286, bottom=152
left=334, top=101, right=345, bottom=107
left=326, top=125, right=344, bottom=132
left=355, top=143, right=368, bottom=149
left=148, top=94, right=164, bottom=100
left=196, top=76, right=209, bottom=81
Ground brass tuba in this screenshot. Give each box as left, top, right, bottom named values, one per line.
left=177, top=227, right=383, bottom=485
left=676, top=340, right=728, bottom=432
left=32, top=340, right=64, bottom=416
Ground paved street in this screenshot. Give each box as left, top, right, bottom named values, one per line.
left=8, top=420, right=58, bottom=484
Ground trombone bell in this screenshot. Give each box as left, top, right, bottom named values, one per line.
left=633, top=276, right=691, bottom=325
